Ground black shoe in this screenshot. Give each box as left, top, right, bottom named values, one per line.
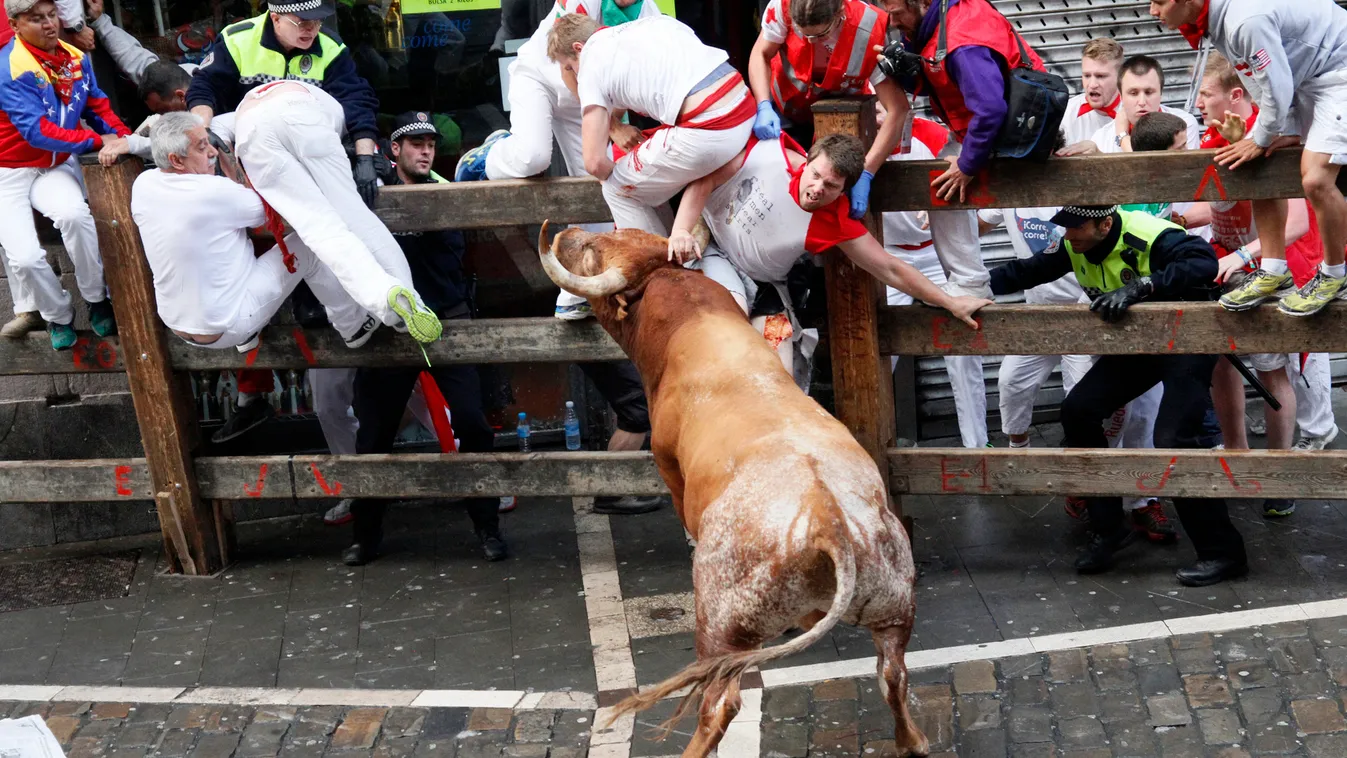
left=211, top=400, right=275, bottom=443
left=1074, top=527, right=1139, bottom=574
left=478, top=530, right=509, bottom=562
left=1176, top=558, right=1248, bottom=587
left=342, top=541, right=378, bottom=566
left=592, top=495, right=663, bottom=515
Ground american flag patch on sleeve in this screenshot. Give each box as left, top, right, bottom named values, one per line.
left=1251, top=49, right=1272, bottom=71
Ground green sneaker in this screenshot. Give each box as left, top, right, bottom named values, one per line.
left=387, top=286, right=442, bottom=344
left=1262, top=498, right=1296, bottom=518
left=1277, top=270, right=1346, bottom=317
left=1219, top=269, right=1293, bottom=312
left=89, top=300, right=117, bottom=337
left=48, top=321, right=76, bottom=351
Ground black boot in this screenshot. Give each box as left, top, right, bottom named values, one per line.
left=211, top=399, right=275, bottom=444
left=1074, top=527, right=1138, bottom=574
left=1176, top=559, right=1248, bottom=587
left=342, top=540, right=379, bottom=566
left=478, top=529, right=509, bottom=562
left=593, top=495, right=663, bottom=515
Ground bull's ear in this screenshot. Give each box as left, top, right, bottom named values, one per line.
left=580, top=245, right=605, bottom=277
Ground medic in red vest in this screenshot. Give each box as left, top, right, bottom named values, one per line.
left=877, top=0, right=1046, bottom=203
left=749, top=0, right=910, bottom=219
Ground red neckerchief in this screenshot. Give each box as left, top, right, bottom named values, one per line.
left=21, top=39, right=77, bottom=103
left=1178, top=0, right=1211, bottom=50
left=1201, top=104, right=1260, bottom=149
left=1077, top=94, right=1120, bottom=120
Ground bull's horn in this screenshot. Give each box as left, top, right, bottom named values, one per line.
left=538, top=228, right=629, bottom=298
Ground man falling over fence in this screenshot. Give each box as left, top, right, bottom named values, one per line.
left=546, top=12, right=755, bottom=237
left=990, top=204, right=1247, bottom=587
left=130, top=112, right=376, bottom=366
left=1152, top=0, right=1347, bottom=316
left=663, top=131, right=991, bottom=383
left=0, top=0, right=130, bottom=350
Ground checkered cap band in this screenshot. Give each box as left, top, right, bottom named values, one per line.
left=1060, top=205, right=1118, bottom=219
left=390, top=122, right=437, bottom=141
left=269, top=0, right=322, bottom=13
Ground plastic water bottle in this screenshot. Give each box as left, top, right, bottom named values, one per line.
left=516, top=411, right=531, bottom=452
left=564, top=401, right=582, bottom=450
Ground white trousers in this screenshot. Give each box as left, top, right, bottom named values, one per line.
left=998, top=353, right=1094, bottom=437
left=1, top=254, right=36, bottom=314
left=189, top=234, right=367, bottom=351
left=602, top=106, right=753, bottom=235
left=487, top=64, right=612, bottom=309
left=886, top=245, right=988, bottom=448
left=929, top=140, right=990, bottom=296
left=310, top=367, right=358, bottom=455
left=235, top=88, right=415, bottom=327
left=0, top=159, right=104, bottom=324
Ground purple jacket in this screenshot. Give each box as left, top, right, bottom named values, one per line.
left=905, top=0, right=1007, bottom=175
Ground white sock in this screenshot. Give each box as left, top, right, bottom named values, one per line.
left=1323, top=262, right=1347, bottom=278
left=1009, top=438, right=1030, bottom=448
left=1260, top=258, right=1289, bottom=275
left=237, top=391, right=259, bottom=408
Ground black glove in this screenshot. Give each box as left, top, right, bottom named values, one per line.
left=1089, top=276, right=1153, bottom=323
left=354, top=154, right=379, bottom=209
left=876, top=41, right=924, bottom=81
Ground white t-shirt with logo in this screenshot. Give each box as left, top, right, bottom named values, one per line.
left=759, top=0, right=886, bottom=88
left=704, top=138, right=869, bottom=283
left=980, top=207, right=1087, bottom=305
left=576, top=16, right=729, bottom=125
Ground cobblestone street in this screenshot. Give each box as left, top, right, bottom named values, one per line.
left=11, top=615, right=1347, bottom=755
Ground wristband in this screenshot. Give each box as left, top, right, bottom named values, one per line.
left=1235, top=246, right=1255, bottom=265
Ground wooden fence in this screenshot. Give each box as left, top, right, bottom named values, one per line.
left=12, top=97, right=1343, bottom=574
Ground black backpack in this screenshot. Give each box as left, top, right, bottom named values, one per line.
left=930, top=0, right=1069, bottom=162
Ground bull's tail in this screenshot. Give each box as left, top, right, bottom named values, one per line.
left=605, top=525, right=857, bottom=735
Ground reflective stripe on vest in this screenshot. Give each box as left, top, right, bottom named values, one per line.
left=1067, top=210, right=1177, bottom=297
left=771, top=0, right=886, bottom=111
left=223, top=13, right=344, bottom=86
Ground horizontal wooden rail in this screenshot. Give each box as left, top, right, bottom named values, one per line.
left=879, top=302, right=1347, bottom=356
left=376, top=176, right=609, bottom=231
left=889, top=448, right=1347, bottom=500
left=7, top=302, right=1347, bottom=377
left=871, top=147, right=1333, bottom=212
left=9, top=449, right=1343, bottom=502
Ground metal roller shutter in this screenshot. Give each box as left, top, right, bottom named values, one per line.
left=910, top=0, right=1347, bottom=442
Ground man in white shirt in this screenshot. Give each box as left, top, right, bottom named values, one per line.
left=453, top=0, right=661, bottom=321
left=547, top=13, right=755, bottom=236
left=881, top=116, right=988, bottom=449
left=1060, top=39, right=1125, bottom=149
left=665, top=131, right=991, bottom=384
left=130, top=113, right=374, bottom=384
left=1152, top=0, right=1347, bottom=317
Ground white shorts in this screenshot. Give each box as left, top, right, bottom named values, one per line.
left=1295, top=69, right=1347, bottom=164
left=1250, top=352, right=1295, bottom=373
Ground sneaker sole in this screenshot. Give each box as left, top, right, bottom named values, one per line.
left=211, top=407, right=276, bottom=444
left=1263, top=508, right=1296, bottom=519
left=1276, top=300, right=1334, bottom=317
left=553, top=310, right=594, bottom=322
left=1219, top=290, right=1290, bottom=312
left=324, top=514, right=354, bottom=526
left=388, top=288, right=442, bottom=344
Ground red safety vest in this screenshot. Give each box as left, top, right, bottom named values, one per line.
left=919, top=0, right=1044, bottom=139
left=769, top=0, right=888, bottom=117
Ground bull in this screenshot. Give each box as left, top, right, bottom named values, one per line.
left=538, top=222, right=928, bottom=758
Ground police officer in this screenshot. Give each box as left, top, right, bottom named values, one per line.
left=343, top=112, right=507, bottom=565
left=185, top=0, right=383, bottom=206
left=989, top=205, right=1248, bottom=587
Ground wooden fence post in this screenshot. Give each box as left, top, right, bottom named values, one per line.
left=811, top=98, right=902, bottom=520
left=81, top=156, right=230, bottom=575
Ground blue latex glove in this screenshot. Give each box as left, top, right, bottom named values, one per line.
left=848, top=170, right=874, bottom=219
left=753, top=101, right=781, bottom=140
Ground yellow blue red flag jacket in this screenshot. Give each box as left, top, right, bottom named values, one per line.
left=0, top=38, right=130, bottom=169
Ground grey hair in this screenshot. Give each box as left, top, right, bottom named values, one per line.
left=149, top=111, right=204, bottom=169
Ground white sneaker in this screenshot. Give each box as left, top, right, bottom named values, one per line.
left=324, top=498, right=354, bottom=525
left=498, top=496, right=517, bottom=513
left=1293, top=425, right=1339, bottom=451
